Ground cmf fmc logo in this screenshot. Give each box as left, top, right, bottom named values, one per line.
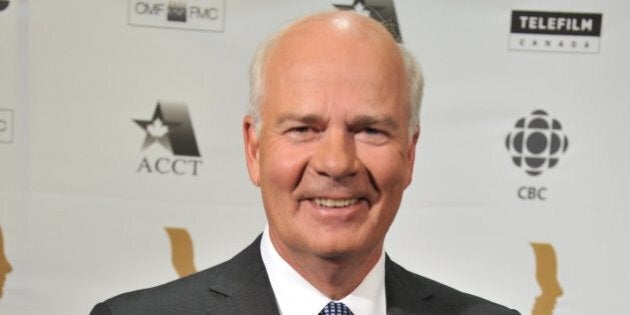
left=134, top=102, right=202, bottom=176
left=506, top=110, right=568, bottom=176
left=129, top=0, right=224, bottom=32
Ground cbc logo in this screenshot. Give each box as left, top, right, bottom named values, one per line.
left=518, top=186, right=547, bottom=200
left=506, top=110, right=569, bottom=176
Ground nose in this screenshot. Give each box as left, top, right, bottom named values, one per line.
left=310, top=128, right=358, bottom=180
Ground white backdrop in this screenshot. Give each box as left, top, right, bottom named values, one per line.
left=1, top=1, right=629, bottom=314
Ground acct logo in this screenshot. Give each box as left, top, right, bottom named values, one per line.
left=509, top=10, right=602, bottom=53
left=129, top=0, right=224, bottom=32
left=0, top=1, right=9, bottom=12
left=505, top=110, right=569, bottom=176
left=333, top=0, right=401, bottom=42
left=134, top=102, right=202, bottom=176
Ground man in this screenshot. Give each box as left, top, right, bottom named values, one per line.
left=92, top=11, right=519, bottom=315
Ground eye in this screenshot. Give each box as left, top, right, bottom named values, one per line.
left=290, top=126, right=311, bottom=133
left=362, top=127, right=382, bottom=135
left=355, top=127, right=389, bottom=144
left=285, top=126, right=318, bottom=141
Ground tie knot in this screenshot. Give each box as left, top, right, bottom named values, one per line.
left=319, top=301, right=353, bottom=315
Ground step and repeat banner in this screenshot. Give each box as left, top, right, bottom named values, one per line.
left=1, top=0, right=628, bottom=314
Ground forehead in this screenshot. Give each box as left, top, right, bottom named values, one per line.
left=261, top=16, right=408, bottom=112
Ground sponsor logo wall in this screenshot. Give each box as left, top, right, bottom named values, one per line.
left=1, top=1, right=629, bottom=314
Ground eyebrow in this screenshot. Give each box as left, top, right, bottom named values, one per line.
left=275, top=113, right=400, bottom=130
left=349, top=115, right=400, bottom=131
left=275, top=113, right=323, bottom=126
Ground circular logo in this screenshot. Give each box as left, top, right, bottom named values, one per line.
left=505, top=110, right=569, bottom=176
left=0, top=1, right=9, bottom=12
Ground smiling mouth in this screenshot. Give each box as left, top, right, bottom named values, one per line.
left=313, top=198, right=359, bottom=208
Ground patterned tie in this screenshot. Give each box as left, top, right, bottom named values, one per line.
left=319, top=301, right=354, bottom=315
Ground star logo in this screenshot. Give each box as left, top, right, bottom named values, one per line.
left=133, top=102, right=200, bottom=157
left=147, top=118, right=170, bottom=139
left=333, top=0, right=402, bottom=42
left=135, top=108, right=177, bottom=153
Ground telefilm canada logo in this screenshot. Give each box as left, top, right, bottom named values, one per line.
left=506, top=110, right=569, bottom=200
left=129, top=0, right=224, bottom=32
left=333, top=0, right=402, bottom=42
left=133, top=102, right=202, bottom=176
left=0, top=1, right=9, bottom=12
left=0, top=109, right=13, bottom=144
left=509, top=10, right=603, bottom=54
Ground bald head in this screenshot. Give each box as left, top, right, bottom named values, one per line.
left=249, top=11, right=423, bottom=134
left=271, top=11, right=398, bottom=51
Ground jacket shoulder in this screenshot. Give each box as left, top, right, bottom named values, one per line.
left=91, top=259, right=233, bottom=315
left=386, top=257, right=520, bottom=315
left=92, top=237, right=266, bottom=315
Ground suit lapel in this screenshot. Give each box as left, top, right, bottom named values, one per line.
left=205, top=236, right=280, bottom=315
left=385, top=256, right=444, bottom=315
left=203, top=239, right=446, bottom=314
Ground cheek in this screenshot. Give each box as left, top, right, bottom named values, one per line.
left=260, top=142, right=310, bottom=190
left=357, top=147, right=409, bottom=187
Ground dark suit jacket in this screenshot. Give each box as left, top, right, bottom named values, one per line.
left=91, top=236, right=519, bottom=314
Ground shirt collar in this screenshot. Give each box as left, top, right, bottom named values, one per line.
left=260, top=225, right=386, bottom=315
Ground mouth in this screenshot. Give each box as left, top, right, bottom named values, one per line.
left=312, top=198, right=360, bottom=208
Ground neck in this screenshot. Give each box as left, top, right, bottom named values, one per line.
left=269, top=232, right=383, bottom=300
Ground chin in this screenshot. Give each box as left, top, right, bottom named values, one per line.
left=308, top=236, right=367, bottom=260
left=315, top=248, right=354, bottom=261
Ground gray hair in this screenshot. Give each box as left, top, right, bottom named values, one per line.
left=248, top=18, right=424, bottom=136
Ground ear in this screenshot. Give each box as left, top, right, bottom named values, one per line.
left=404, top=125, right=420, bottom=188
left=243, top=115, right=261, bottom=186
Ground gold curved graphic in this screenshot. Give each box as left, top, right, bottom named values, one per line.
left=165, top=227, right=197, bottom=278
left=531, top=243, right=563, bottom=315
left=0, top=225, right=12, bottom=299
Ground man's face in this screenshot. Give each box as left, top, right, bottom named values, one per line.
left=244, top=20, right=418, bottom=262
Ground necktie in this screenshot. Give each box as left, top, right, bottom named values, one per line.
left=319, top=301, right=354, bottom=315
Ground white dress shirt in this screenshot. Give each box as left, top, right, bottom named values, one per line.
left=260, top=226, right=386, bottom=315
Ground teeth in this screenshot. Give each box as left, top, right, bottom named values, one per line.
left=313, top=198, right=358, bottom=208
